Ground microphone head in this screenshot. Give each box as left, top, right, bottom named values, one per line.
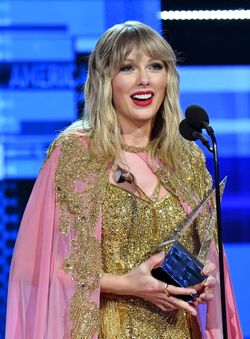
left=179, top=119, right=199, bottom=141
left=185, top=105, right=209, bottom=131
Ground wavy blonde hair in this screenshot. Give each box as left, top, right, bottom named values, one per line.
left=79, top=21, right=188, bottom=167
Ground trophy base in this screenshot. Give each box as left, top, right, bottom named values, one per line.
left=151, top=241, right=206, bottom=301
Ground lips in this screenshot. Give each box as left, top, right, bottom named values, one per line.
left=130, top=90, right=154, bottom=107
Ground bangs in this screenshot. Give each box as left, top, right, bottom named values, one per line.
left=108, top=24, right=173, bottom=75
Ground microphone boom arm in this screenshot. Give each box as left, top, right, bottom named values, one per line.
left=192, top=131, right=213, bottom=153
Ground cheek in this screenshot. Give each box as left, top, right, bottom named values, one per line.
left=111, top=79, right=120, bottom=109
left=159, top=75, right=167, bottom=91
left=112, top=73, right=134, bottom=92
left=112, top=76, right=132, bottom=107
left=159, top=79, right=167, bottom=100
left=112, top=85, right=125, bottom=113
left=111, top=90, right=119, bottom=110
left=155, top=78, right=167, bottom=106
left=157, top=78, right=167, bottom=94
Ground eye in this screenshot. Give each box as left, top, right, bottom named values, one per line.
left=120, top=64, right=134, bottom=72
left=149, top=63, right=164, bottom=70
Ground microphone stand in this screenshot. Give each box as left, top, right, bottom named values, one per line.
left=180, top=116, right=228, bottom=337
left=208, top=132, right=228, bottom=339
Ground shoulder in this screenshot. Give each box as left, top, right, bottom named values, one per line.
left=180, top=141, right=212, bottom=196
left=179, top=141, right=206, bottom=169
left=43, top=122, right=91, bottom=167
left=179, top=141, right=211, bottom=187
left=47, top=133, right=89, bottom=155
left=189, top=142, right=206, bottom=164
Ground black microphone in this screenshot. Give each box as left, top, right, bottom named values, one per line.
left=179, top=119, right=212, bottom=152
left=185, top=105, right=214, bottom=136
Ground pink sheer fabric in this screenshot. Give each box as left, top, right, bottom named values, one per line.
left=6, top=139, right=242, bottom=338
left=205, top=242, right=243, bottom=339
left=6, top=145, right=76, bottom=338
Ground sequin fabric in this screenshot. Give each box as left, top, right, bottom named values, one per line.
left=155, top=144, right=214, bottom=259
left=53, top=135, right=212, bottom=339
left=55, top=137, right=108, bottom=338
left=100, top=183, right=202, bottom=339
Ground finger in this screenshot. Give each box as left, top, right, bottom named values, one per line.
left=157, top=303, right=174, bottom=312
left=193, top=299, right=199, bottom=306
left=167, top=302, right=176, bottom=308
left=167, top=296, right=197, bottom=316
left=143, top=252, right=165, bottom=271
left=204, top=276, right=216, bottom=288
left=199, top=292, right=214, bottom=302
left=157, top=300, right=177, bottom=312
left=191, top=282, right=204, bottom=291
left=167, top=285, right=197, bottom=296
left=157, top=304, right=169, bottom=312
left=163, top=302, right=176, bottom=311
left=194, top=291, right=214, bottom=304
left=202, top=262, right=216, bottom=275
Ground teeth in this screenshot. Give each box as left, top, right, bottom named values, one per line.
left=132, top=93, right=153, bottom=100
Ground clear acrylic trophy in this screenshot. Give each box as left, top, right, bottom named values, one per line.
left=152, top=177, right=227, bottom=301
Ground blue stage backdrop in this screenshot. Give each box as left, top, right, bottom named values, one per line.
left=0, top=0, right=249, bottom=338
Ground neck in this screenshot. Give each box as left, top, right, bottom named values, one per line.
left=120, top=126, right=152, bottom=147
left=118, top=116, right=154, bottom=147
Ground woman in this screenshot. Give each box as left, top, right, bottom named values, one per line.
left=6, top=21, right=242, bottom=338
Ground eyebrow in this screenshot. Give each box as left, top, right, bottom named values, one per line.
left=124, top=58, right=135, bottom=62
left=124, top=58, right=162, bottom=62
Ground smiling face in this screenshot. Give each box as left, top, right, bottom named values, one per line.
left=111, top=50, right=167, bottom=135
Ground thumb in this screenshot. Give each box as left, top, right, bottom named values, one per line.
left=144, top=252, right=165, bottom=271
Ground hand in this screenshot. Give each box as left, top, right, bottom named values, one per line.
left=192, top=261, right=216, bottom=305
left=101, top=252, right=198, bottom=315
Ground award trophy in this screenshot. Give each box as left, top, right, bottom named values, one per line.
left=152, top=177, right=227, bottom=301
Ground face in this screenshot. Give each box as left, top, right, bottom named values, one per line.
left=111, top=50, right=167, bottom=133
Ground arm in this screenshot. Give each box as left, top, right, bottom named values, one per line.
left=101, top=252, right=198, bottom=315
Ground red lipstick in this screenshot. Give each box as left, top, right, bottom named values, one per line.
left=130, top=90, right=154, bottom=107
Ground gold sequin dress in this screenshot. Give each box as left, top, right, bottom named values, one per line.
left=100, top=182, right=201, bottom=339
left=8, top=135, right=242, bottom=339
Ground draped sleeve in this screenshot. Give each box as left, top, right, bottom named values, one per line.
left=205, top=241, right=243, bottom=339
left=5, top=143, right=77, bottom=338
left=6, top=136, right=108, bottom=339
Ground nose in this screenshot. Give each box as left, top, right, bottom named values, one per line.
left=137, top=68, right=150, bottom=86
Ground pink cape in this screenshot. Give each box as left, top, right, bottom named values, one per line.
left=204, top=241, right=243, bottom=338
left=6, top=141, right=243, bottom=338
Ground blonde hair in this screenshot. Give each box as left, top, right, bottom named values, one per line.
left=81, top=21, right=188, bottom=167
